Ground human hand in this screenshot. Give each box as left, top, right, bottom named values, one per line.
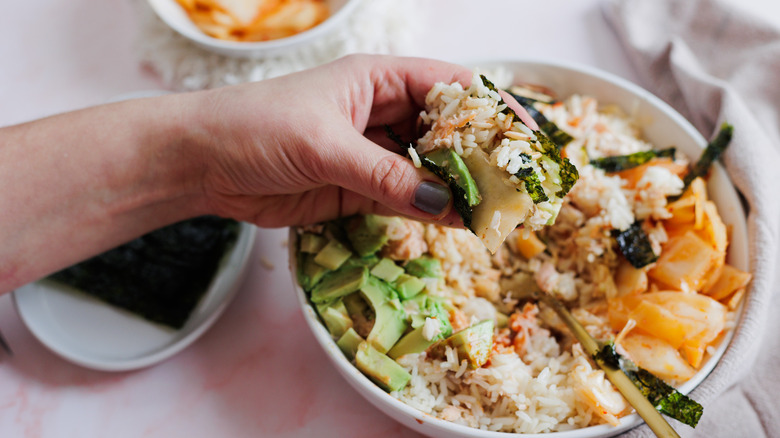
left=188, top=54, right=537, bottom=228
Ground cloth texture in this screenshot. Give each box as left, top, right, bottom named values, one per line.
left=133, top=0, right=421, bottom=91
left=603, top=0, right=780, bottom=436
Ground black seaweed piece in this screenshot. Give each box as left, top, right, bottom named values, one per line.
left=480, top=75, right=520, bottom=121
left=384, top=125, right=473, bottom=228
left=535, top=133, right=579, bottom=199
left=514, top=167, right=548, bottom=203
left=590, top=148, right=676, bottom=173
left=683, top=123, right=734, bottom=189
left=49, top=216, right=240, bottom=329
left=594, top=343, right=703, bottom=428
left=508, top=92, right=574, bottom=148
left=611, top=221, right=658, bottom=268
left=668, top=123, right=734, bottom=203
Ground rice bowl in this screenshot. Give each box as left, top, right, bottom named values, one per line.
left=289, top=59, right=749, bottom=438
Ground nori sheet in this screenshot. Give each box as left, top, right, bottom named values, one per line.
left=49, top=216, right=240, bottom=329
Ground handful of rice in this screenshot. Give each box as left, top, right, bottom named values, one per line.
left=409, top=73, right=578, bottom=253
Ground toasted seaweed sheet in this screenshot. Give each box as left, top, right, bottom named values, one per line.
left=590, top=148, right=676, bottom=172
left=612, top=221, right=658, bottom=268
left=595, top=342, right=703, bottom=428
left=49, top=216, right=240, bottom=329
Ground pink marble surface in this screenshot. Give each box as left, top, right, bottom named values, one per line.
left=2, top=1, right=778, bottom=437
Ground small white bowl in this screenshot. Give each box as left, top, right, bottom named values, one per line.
left=14, top=221, right=256, bottom=372
left=289, top=59, right=750, bottom=438
left=146, top=0, right=362, bottom=58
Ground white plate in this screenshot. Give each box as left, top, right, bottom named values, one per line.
left=291, top=59, right=750, bottom=438
left=13, top=222, right=256, bottom=371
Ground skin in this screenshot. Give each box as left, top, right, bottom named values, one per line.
left=0, top=54, right=535, bottom=294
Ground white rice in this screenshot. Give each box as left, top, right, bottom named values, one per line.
left=386, top=77, right=713, bottom=433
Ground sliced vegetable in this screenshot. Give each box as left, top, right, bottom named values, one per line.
left=355, top=342, right=412, bottom=392
left=310, top=266, right=369, bottom=304
left=648, top=231, right=720, bottom=291
left=534, top=291, right=687, bottom=436
left=429, top=319, right=494, bottom=369
left=703, top=264, right=752, bottom=301
left=384, top=124, right=475, bottom=225
left=515, top=230, right=547, bottom=259
left=405, top=256, right=442, bottom=279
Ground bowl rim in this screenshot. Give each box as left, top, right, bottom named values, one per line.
left=146, top=0, right=363, bottom=53
left=290, top=58, right=749, bottom=438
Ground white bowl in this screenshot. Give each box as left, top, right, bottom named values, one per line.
left=146, top=0, right=362, bottom=58
left=289, top=59, right=749, bottom=438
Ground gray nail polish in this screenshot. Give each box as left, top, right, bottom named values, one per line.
left=413, top=182, right=450, bottom=215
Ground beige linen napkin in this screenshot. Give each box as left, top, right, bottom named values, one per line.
left=603, top=0, right=780, bottom=436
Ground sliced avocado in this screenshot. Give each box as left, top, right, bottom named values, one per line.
left=316, top=300, right=353, bottom=338
left=342, top=254, right=380, bottom=270
left=360, top=276, right=407, bottom=353
left=406, top=295, right=453, bottom=336
left=355, top=342, right=411, bottom=392
left=370, top=258, right=405, bottom=283
left=310, top=266, right=368, bottom=304
left=430, top=319, right=494, bottom=369
left=388, top=321, right=446, bottom=359
left=299, top=232, right=327, bottom=254
left=346, top=215, right=401, bottom=257
left=300, top=253, right=330, bottom=291
left=496, top=312, right=509, bottom=329
left=314, top=239, right=353, bottom=270
left=342, top=292, right=373, bottom=339
left=337, top=327, right=364, bottom=360
left=405, top=256, right=442, bottom=279
left=424, top=148, right=480, bottom=206
left=394, top=273, right=426, bottom=300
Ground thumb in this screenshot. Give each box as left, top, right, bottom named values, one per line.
left=318, top=130, right=453, bottom=221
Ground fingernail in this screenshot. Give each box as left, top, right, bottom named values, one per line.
left=413, top=182, right=450, bottom=215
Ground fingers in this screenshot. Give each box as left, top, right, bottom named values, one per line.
left=314, top=127, right=453, bottom=221
left=335, top=55, right=474, bottom=129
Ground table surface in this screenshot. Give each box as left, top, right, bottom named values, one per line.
left=2, top=1, right=778, bottom=437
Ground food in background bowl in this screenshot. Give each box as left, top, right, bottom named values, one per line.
left=174, top=0, right=329, bottom=42
left=291, top=60, right=751, bottom=437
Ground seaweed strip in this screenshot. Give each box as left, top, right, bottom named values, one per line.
left=611, top=221, right=658, bottom=268
left=535, top=133, right=579, bottom=199
left=595, top=343, right=703, bottom=428
left=590, top=148, right=676, bottom=172
left=49, top=216, right=239, bottom=329
left=515, top=167, right=548, bottom=203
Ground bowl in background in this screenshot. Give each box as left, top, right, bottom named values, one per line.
left=146, top=0, right=363, bottom=58
left=289, top=59, right=750, bottom=438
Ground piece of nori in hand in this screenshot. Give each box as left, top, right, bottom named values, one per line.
left=49, top=216, right=240, bottom=329
left=590, top=148, right=676, bottom=172
left=611, top=221, right=658, bottom=268
left=594, top=342, right=703, bottom=428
